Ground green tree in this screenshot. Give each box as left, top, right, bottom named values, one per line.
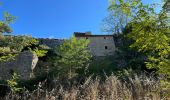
left=104, top=0, right=147, bottom=70
left=109, top=0, right=170, bottom=77
left=102, top=1, right=130, bottom=34
left=54, top=36, right=92, bottom=78
left=0, top=12, right=16, bottom=61
left=7, top=72, right=22, bottom=94
left=0, top=33, right=47, bottom=61
left=0, top=12, right=47, bottom=61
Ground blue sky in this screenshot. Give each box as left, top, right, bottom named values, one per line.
left=0, top=0, right=162, bottom=38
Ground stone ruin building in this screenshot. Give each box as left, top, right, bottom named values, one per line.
left=74, top=32, right=116, bottom=56
left=0, top=33, right=116, bottom=80
left=0, top=0, right=169, bottom=80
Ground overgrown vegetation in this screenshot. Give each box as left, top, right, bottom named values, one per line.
left=109, top=0, right=170, bottom=76
left=2, top=73, right=169, bottom=100
left=7, top=73, right=22, bottom=94
left=53, top=36, right=92, bottom=78
left=0, top=0, right=170, bottom=99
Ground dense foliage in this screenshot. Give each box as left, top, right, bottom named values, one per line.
left=0, top=0, right=170, bottom=99
left=54, top=36, right=92, bottom=78
left=0, top=22, right=48, bottom=61
left=109, top=0, right=170, bottom=78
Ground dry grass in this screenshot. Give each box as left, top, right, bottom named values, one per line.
left=2, top=74, right=170, bottom=100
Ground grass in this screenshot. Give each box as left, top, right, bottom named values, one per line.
left=2, top=73, right=170, bottom=100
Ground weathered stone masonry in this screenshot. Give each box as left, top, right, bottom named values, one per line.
left=0, top=51, right=38, bottom=80
left=74, top=32, right=116, bottom=56
left=38, top=38, right=64, bottom=48
left=1, top=0, right=170, bottom=80
left=0, top=38, right=64, bottom=80
left=0, top=33, right=116, bottom=80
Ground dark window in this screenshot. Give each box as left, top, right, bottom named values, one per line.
left=9, top=69, right=14, bottom=75
left=105, top=46, right=108, bottom=49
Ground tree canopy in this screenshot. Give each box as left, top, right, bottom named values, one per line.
left=109, top=0, right=170, bottom=78
left=0, top=12, right=48, bottom=61
left=54, top=36, right=92, bottom=78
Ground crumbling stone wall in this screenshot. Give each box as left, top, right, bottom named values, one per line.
left=38, top=38, right=64, bottom=48
left=0, top=51, right=38, bottom=80
left=0, top=38, right=64, bottom=80
left=75, top=33, right=116, bottom=56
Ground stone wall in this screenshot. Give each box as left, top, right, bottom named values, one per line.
left=0, top=35, right=116, bottom=80
left=0, top=51, right=38, bottom=80
left=76, top=35, right=116, bottom=56
left=38, top=38, right=64, bottom=48
left=0, top=38, right=64, bottom=80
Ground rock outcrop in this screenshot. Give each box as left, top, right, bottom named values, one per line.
left=0, top=51, right=38, bottom=80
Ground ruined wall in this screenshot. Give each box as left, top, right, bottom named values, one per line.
left=0, top=51, right=38, bottom=80
left=38, top=38, right=64, bottom=48
left=76, top=36, right=116, bottom=56
left=0, top=38, right=64, bottom=80
left=0, top=35, right=116, bottom=80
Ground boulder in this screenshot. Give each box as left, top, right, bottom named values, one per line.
left=0, top=51, right=38, bottom=80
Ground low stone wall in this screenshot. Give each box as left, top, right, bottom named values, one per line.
left=38, top=38, right=64, bottom=48
left=0, top=51, right=38, bottom=80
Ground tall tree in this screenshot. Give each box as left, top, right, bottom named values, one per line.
left=54, top=36, right=92, bottom=78
left=0, top=12, right=47, bottom=61
left=0, top=12, right=16, bottom=61
left=102, top=0, right=142, bottom=34
left=102, top=5, right=129, bottom=34
left=109, top=0, right=170, bottom=78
